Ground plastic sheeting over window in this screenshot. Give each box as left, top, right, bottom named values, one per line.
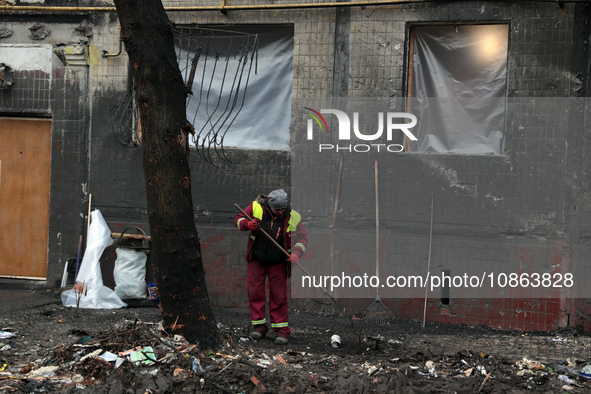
left=175, top=25, right=294, bottom=151
left=409, top=24, right=509, bottom=154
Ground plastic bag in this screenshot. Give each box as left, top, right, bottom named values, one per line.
left=61, top=210, right=127, bottom=309
left=113, top=247, right=148, bottom=300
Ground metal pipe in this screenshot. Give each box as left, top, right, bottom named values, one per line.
left=0, top=6, right=116, bottom=12
left=102, top=38, right=123, bottom=58
left=167, top=0, right=438, bottom=11
left=1, top=0, right=588, bottom=14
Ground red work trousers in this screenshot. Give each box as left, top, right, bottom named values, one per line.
left=247, top=260, right=290, bottom=338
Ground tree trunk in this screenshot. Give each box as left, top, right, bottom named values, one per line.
left=113, top=0, right=220, bottom=350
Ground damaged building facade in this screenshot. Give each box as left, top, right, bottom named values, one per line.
left=0, top=0, right=590, bottom=333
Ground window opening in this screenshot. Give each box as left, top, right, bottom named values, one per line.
left=113, top=25, right=294, bottom=163
left=407, top=24, right=509, bottom=154
left=174, top=25, right=294, bottom=161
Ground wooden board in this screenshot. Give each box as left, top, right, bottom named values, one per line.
left=0, top=118, right=51, bottom=278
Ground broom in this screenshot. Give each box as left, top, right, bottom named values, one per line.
left=234, top=204, right=343, bottom=316
left=363, top=161, right=393, bottom=324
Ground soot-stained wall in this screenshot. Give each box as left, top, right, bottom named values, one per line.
left=0, top=1, right=589, bottom=333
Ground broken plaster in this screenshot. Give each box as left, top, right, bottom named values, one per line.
left=420, top=158, right=478, bottom=197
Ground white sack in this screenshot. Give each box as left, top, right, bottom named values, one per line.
left=114, top=247, right=148, bottom=300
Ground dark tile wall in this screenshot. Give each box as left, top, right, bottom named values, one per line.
left=1, top=1, right=589, bottom=333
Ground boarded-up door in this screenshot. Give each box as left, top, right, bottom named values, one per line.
left=0, top=118, right=51, bottom=278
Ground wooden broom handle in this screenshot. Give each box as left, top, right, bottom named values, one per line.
left=329, top=155, right=344, bottom=276
left=375, top=161, right=381, bottom=299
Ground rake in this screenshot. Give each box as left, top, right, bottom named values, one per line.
left=363, top=161, right=394, bottom=324
left=234, top=203, right=343, bottom=316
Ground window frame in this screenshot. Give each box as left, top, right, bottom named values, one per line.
left=405, top=22, right=511, bottom=154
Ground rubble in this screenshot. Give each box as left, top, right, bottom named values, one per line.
left=1, top=292, right=591, bottom=393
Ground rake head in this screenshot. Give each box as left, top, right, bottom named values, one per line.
left=303, top=295, right=343, bottom=317
left=363, top=297, right=393, bottom=324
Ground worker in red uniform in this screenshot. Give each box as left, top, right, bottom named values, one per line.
left=234, top=189, right=308, bottom=345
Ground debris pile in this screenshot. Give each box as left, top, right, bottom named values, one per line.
left=2, top=306, right=591, bottom=393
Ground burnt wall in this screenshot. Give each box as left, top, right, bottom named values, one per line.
left=1, top=1, right=590, bottom=332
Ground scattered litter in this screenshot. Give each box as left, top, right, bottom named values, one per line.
left=173, top=367, right=185, bottom=377
left=5, top=299, right=591, bottom=393
left=131, top=346, right=156, bottom=366
left=28, top=365, right=59, bottom=378
left=580, top=364, right=591, bottom=379
left=215, top=353, right=236, bottom=359
left=566, top=366, right=582, bottom=377
left=516, top=369, right=533, bottom=376
left=250, top=375, right=265, bottom=390
left=99, top=351, right=118, bottom=362
left=140, top=368, right=159, bottom=375
left=77, top=335, right=92, bottom=344
left=330, top=334, right=341, bottom=348
left=147, top=282, right=159, bottom=301
left=515, top=357, right=545, bottom=372
left=80, top=348, right=103, bottom=362
left=361, top=362, right=379, bottom=376
left=115, top=357, right=125, bottom=369
left=190, top=356, right=205, bottom=376
left=418, top=369, right=438, bottom=378
left=257, top=359, right=272, bottom=368
left=119, top=346, right=141, bottom=357
left=173, top=334, right=186, bottom=343
left=119, top=346, right=156, bottom=366
left=0, top=331, right=15, bottom=339
left=558, top=374, right=576, bottom=385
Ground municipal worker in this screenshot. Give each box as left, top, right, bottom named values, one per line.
left=234, top=189, right=308, bottom=345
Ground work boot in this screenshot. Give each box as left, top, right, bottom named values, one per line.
left=250, top=330, right=266, bottom=341
left=274, top=336, right=289, bottom=345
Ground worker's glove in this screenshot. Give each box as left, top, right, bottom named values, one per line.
left=289, top=253, right=299, bottom=265
left=247, top=220, right=260, bottom=231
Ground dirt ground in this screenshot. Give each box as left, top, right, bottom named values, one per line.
left=1, top=280, right=591, bottom=393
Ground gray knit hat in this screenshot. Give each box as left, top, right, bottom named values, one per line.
left=268, top=189, right=288, bottom=209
